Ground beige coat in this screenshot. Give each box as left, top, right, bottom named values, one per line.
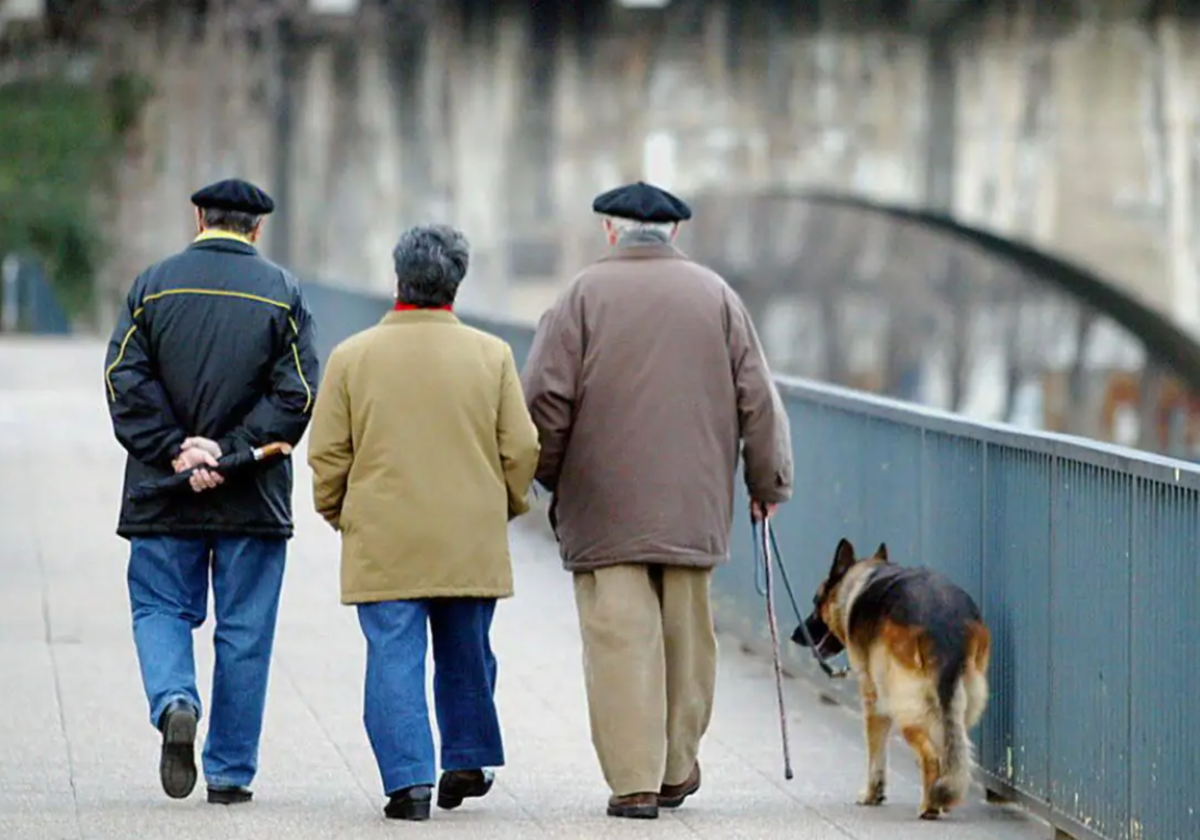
left=307, top=309, right=540, bottom=604
left=521, top=242, right=794, bottom=573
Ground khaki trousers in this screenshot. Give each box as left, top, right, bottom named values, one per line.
left=572, top=563, right=718, bottom=796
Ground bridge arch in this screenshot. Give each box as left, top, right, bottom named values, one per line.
left=679, top=190, right=1200, bottom=457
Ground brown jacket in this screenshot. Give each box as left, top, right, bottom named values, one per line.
left=307, top=309, right=540, bottom=604
left=521, top=242, right=793, bottom=573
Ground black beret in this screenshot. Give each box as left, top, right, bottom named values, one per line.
left=592, top=180, right=692, bottom=224
left=190, top=178, right=275, bottom=215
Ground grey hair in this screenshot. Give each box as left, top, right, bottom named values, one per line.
left=606, top=215, right=675, bottom=243
left=201, top=207, right=261, bottom=236
left=392, top=224, right=470, bottom=308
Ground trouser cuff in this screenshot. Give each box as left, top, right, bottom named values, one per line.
left=442, top=748, right=505, bottom=772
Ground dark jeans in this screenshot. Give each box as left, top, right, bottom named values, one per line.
left=356, top=597, right=503, bottom=795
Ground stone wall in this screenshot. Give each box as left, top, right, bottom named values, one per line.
left=82, top=1, right=1200, bottom=337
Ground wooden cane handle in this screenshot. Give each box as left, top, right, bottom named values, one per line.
left=254, top=442, right=293, bottom=460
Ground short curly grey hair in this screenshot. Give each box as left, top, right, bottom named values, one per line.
left=392, top=224, right=470, bottom=308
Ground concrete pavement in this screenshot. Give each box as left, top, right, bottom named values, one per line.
left=0, top=338, right=1050, bottom=839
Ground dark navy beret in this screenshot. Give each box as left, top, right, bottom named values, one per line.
left=592, top=181, right=692, bottom=223
left=190, top=178, right=275, bottom=215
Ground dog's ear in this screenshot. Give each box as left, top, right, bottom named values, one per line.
left=874, top=542, right=888, bottom=562
left=831, top=537, right=856, bottom=578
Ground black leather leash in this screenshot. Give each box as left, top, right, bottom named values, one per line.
left=752, top=516, right=850, bottom=680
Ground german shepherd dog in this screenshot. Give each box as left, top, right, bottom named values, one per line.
left=792, top=538, right=990, bottom=819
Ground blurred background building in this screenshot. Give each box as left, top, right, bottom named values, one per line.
left=4, top=0, right=1200, bottom=454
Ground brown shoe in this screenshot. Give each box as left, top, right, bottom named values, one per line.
left=659, top=762, right=701, bottom=808
left=607, top=792, right=659, bottom=819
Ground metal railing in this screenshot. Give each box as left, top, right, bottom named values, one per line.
left=0, top=254, right=71, bottom=335
left=302, top=281, right=1200, bottom=840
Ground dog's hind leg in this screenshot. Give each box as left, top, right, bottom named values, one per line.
left=857, top=680, right=891, bottom=806
left=963, top=622, right=991, bottom=730
left=900, top=724, right=942, bottom=820
left=963, top=670, right=989, bottom=730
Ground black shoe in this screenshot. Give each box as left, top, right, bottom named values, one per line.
left=207, top=786, right=253, bottom=805
left=437, top=769, right=495, bottom=810
left=385, top=785, right=433, bottom=821
left=157, top=699, right=198, bottom=800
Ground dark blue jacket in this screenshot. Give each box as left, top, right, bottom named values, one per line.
left=103, top=232, right=319, bottom=539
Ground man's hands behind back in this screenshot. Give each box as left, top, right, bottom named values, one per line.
left=173, top=437, right=224, bottom=493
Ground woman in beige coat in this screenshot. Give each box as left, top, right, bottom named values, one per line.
left=306, top=224, right=540, bottom=821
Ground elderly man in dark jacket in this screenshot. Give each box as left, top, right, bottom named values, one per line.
left=103, top=178, right=319, bottom=805
left=521, top=181, right=794, bottom=820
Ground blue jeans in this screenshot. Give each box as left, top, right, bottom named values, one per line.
left=127, top=535, right=287, bottom=789
left=356, top=598, right=504, bottom=795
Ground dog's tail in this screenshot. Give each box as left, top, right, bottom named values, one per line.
left=930, top=623, right=989, bottom=810
left=929, top=679, right=974, bottom=810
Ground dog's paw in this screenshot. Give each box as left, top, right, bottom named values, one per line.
left=856, top=781, right=886, bottom=806
left=918, top=805, right=943, bottom=820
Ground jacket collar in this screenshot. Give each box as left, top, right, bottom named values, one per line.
left=599, top=242, right=687, bottom=263
left=380, top=309, right=460, bottom=327
left=188, top=229, right=259, bottom=255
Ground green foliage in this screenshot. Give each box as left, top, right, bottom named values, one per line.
left=106, top=72, right=155, bottom=138
left=0, top=73, right=151, bottom=321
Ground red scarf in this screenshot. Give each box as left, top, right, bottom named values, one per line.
left=393, top=302, right=453, bottom=312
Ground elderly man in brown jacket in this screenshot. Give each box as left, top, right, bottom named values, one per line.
left=521, top=181, right=795, bottom=819
left=307, top=224, right=540, bottom=822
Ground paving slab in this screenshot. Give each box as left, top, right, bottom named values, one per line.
left=0, top=338, right=1053, bottom=838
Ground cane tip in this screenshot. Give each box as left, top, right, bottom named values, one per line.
left=785, top=768, right=794, bottom=781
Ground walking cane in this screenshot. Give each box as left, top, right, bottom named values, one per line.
left=755, top=509, right=794, bottom=781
